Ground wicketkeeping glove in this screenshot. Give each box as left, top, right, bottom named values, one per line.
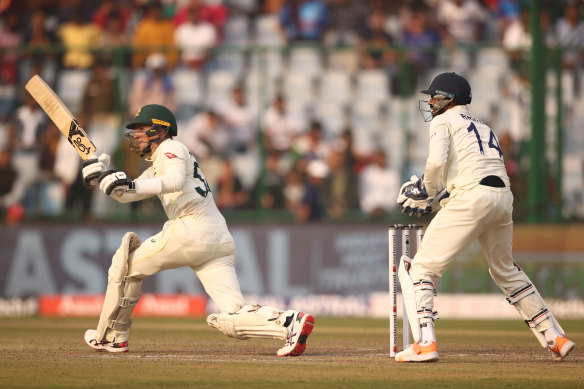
left=400, top=197, right=431, bottom=217
left=428, top=188, right=450, bottom=213
left=400, top=188, right=450, bottom=217
left=396, top=174, right=432, bottom=217
left=82, top=153, right=111, bottom=186
left=396, top=175, right=428, bottom=204
left=98, top=170, right=135, bottom=196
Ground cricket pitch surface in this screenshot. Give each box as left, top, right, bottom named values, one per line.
left=1, top=317, right=582, bottom=388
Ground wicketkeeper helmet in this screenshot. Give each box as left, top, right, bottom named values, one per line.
left=421, top=72, right=472, bottom=105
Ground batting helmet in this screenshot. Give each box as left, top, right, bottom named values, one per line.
left=125, top=104, right=177, bottom=157
left=126, top=104, right=177, bottom=136
left=421, top=72, right=472, bottom=105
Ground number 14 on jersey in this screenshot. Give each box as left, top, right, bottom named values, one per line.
left=467, top=122, right=503, bottom=158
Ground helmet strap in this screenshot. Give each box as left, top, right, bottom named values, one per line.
left=140, top=143, right=152, bottom=158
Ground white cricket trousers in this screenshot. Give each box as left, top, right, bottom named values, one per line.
left=125, top=214, right=246, bottom=313
left=409, top=185, right=546, bottom=320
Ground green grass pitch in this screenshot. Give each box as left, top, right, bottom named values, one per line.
left=0, top=317, right=582, bottom=388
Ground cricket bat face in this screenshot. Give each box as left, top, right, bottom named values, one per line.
left=25, top=75, right=96, bottom=160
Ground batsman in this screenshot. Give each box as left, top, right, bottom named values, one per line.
left=395, top=72, right=575, bottom=362
left=82, top=104, right=314, bottom=356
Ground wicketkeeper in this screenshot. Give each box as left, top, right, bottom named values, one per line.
left=82, top=104, right=314, bottom=356
left=395, top=72, right=575, bottom=362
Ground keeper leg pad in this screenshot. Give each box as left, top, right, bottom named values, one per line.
left=505, top=281, right=565, bottom=331
left=504, top=281, right=566, bottom=348
left=398, top=256, right=421, bottom=343
left=206, top=304, right=288, bottom=340
left=95, top=232, right=142, bottom=341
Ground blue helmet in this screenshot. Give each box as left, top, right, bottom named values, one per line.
left=421, top=72, right=472, bottom=105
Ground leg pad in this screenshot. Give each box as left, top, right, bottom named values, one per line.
left=207, top=304, right=288, bottom=341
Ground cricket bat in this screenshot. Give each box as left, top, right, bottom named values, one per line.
left=25, top=74, right=96, bottom=160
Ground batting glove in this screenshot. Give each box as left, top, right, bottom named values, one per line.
left=82, top=153, right=110, bottom=186
left=98, top=170, right=135, bottom=196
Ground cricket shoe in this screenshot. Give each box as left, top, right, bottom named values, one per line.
left=548, top=336, right=575, bottom=361
left=277, top=311, right=315, bottom=357
left=84, top=329, right=129, bottom=353
left=395, top=341, right=439, bottom=362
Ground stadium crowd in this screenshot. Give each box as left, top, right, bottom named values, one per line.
left=0, top=0, right=582, bottom=224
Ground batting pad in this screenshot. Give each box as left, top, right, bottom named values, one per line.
left=95, top=232, right=142, bottom=341
left=207, top=305, right=288, bottom=341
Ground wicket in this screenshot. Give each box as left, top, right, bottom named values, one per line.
left=388, top=224, right=424, bottom=357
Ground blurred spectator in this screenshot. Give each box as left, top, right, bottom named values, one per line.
left=262, top=95, right=302, bottom=156
left=325, top=145, right=358, bottom=219
left=181, top=109, right=231, bottom=189
left=3, top=202, right=25, bottom=224
left=321, top=0, right=369, bottom=73
left=216, top=83, right=258, bottom=154
left=131, top=1, right=178, bottom=69
left=490, top=0, right=522, bottom=38
left=54, top=128, right=91, bottom=221
left=504, top=66, right=530, bottom=143
left=295, top=158, right=329, bottom=222
left=293, top=120, right=330, bottom=162
left=400, top=9, right=441, bottom=94
left=0, top=12, right=23, bottom=116
left=556, top=0, right=584, bottom=67
left=283, top=160, right=306, bottom=215
left=128, top=53, right=177, bottom=116
left=555, top=1, right=584, bottom=95
left=183, top=109, right=231, bottom=159
left=99, top=13, right=131, bottom=66
left=0, top=12, right=23, bottom=85
left=255, top=0, right=287, bottom=45
left=57, top=9, right=101, bottom=69
left=227, top=0, right=258, bottom=15
left=9, top=96, right=46, bottom=211
left=359, top=149, right=399, bottom=217
left=92, top=0, right=131, bottom=31
left=337, top=129, right=365, bottom=173
left=376, top=1, right=407, bottom=43
left=358, top=7, right=397, bottom=70
left=436, top=0, right=488, bottom=45
left=37, top=123, right=64, bottom=217
left=325, top=0, right=370, bottom=46
left=499, top=131, right=520, bottom=185
left=215, top=158, right=250, bottom=209
left=216, top=84, right=260, bottom=190
left=22, top=10, right=57, bottom=84
left=260, top=152, right=287, bottom=210
left=81, top=61, right=120, bottom=161
left=279, top=0, right=331, bottom=42
left=38, top=123, right=60, bottom=179
left=0, top=148, right=18, bottom=216
left=174, top=0, right=229, bottom=38
left=498, top=131, right=525, bottom=219
left=501, top=8, right=531, bottom=70
left=64, top=171, right=93, bottom=221
left=174, top=4, right=218, bottom=69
